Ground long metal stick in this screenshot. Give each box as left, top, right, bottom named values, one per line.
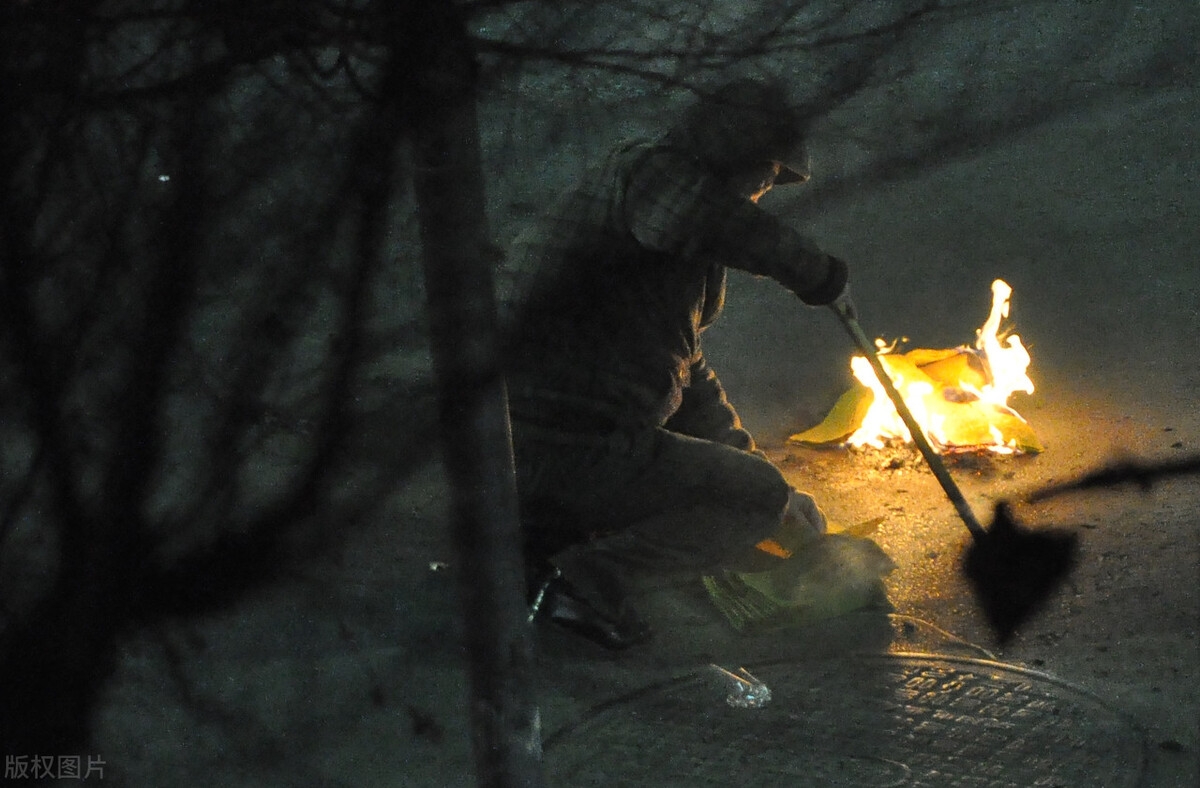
left=832, top=301, right=988, bottom=542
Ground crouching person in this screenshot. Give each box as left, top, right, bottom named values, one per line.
left=504, top=77, right=892, bottom=648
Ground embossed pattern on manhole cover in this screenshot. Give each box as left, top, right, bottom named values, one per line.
left=544, top=654, right=1148, bottom=787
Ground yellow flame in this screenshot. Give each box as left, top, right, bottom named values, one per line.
left=846, top=279, right=1034, bottom=454
left=974, top=279, right=1034, bottom=405
left=847, top=356, right=926, bottom=448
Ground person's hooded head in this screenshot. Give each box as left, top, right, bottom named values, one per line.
left=665, top=78, right=810, bottom=201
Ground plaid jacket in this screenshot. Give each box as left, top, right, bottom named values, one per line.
left=504, top=139, right=840, bottom=447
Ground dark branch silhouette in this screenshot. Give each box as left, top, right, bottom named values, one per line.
left=1026, top=454, right=1200, bottom=504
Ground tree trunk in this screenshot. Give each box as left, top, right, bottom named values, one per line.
left=406, top=5, right=547, bottom=787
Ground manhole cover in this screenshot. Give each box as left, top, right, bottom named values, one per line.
left=544, top=653, right=1147, bottom=787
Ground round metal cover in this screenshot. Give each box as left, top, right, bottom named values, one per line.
left=544, top=653, right=1148, bottom=787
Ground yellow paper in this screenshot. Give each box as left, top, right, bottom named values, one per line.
left=788, top=383, right=874, bottom=445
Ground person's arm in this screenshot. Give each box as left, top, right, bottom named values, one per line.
left=664, top=354, right=756, bottom=451
left=622, top=148, right=847, bottom=305
left=669, top=356, right=832, bottom=542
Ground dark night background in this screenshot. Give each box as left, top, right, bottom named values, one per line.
left=1, top=1, right=1196, bottom=785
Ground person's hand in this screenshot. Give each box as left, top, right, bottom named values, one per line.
left=799, top=254, right=849, bottom=306
left=830, top=281, right=857, bottom=321
left=781, top=488, right=828, bottom=547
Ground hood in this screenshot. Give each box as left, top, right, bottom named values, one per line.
left=664, top=78, right=810, bottom=185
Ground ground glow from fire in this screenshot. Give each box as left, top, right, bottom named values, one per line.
left=846, top=279, right=1035, bottom=454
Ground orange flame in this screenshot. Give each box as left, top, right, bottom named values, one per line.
left=846, top=279, right=1035, bottom=454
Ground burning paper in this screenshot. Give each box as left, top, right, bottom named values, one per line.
left=791, top=280, right=1042, bottom=454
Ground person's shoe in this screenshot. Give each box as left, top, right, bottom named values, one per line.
left=529, top=572, right=651, bottom=650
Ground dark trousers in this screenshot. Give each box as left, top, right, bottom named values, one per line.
left=514, top=422, right=789, bottom=618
